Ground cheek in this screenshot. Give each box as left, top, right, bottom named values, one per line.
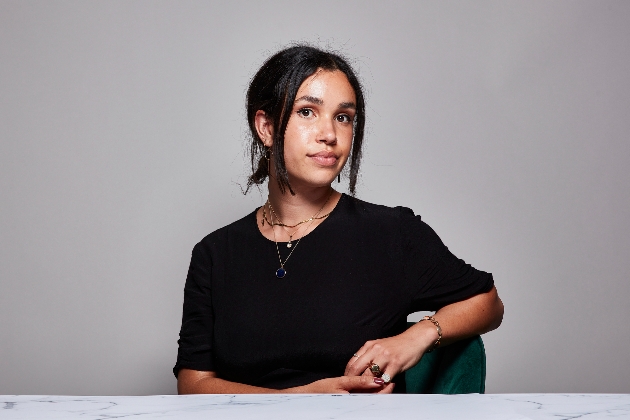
left=282, top=132, right=307, bottom=165
left=283, top=125, right=314, bottom=154
left=340, top=128, right=354, bottom=151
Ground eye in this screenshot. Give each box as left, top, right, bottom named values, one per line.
left=336, top=114, right=352, bottom=123
left=297, top=108, right=313, bottom=117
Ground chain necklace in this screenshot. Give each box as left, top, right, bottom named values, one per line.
left=263, top=190, right=333, bottom=248
left=267, top=189, right=333, bottom=278
left=269, top=193, right=330, bottom=248
left=262, top=205, right=333, bottom=229
left=278, top=222, right=305, bottom=249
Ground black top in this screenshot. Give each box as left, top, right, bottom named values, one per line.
left=173, top=194, right=493, bottom=392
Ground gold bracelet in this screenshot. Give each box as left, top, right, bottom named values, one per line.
left=420, top=315, right=442, bottom=352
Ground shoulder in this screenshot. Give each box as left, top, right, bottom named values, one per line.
left=340, top=194, right=445, bottom=246
left=340, top=194, right=418, bottom=223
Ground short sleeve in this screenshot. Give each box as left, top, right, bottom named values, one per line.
left=399, top=207, right=494, bottom=312
left=173, top=242, right=215, bottom=377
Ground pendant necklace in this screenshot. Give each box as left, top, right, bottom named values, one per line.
left=266, top=189, right=333, bottom=278
left=262, top=206, right=304, bottom=248
left=274, top=211, right=311, bottom=248
left=282, top=225, right=303, bottom=248
left=265, top=190, right=333, bottom=248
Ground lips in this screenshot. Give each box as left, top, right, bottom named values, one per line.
left=308, top=151, right=339, bottom=166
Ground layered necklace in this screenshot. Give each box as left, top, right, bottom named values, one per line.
left=263, top=189, right=333, bottom=278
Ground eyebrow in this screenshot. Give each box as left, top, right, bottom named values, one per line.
left=294, top=95, right=356, bottom=110
left=295, top=95, right=323, bottom=105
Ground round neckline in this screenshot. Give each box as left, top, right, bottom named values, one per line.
left=254, top=192, right=346, bottom=244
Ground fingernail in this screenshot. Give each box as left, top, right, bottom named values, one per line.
left=373, top=378, right=385, bottom=385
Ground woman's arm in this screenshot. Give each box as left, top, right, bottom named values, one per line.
left=177, top=368, right=394, bottom=394
left=429, top=284, right=504, bottom=346
left=345, top=286, right=504, bottom=379
left=178, top=369, right=278, bottom=394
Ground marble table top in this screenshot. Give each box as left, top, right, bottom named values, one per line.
left=1, top=393, right=629, bottom=419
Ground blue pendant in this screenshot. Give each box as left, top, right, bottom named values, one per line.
left=276, top=268, right=286, bottom=278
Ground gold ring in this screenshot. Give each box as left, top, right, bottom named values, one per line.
left=368, top=362, right=382, bottom=377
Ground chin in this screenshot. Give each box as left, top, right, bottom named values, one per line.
left=291, top=174, right=337, bottom=189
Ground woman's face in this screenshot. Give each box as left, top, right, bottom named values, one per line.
left=281, top=69, right=357, bottom=189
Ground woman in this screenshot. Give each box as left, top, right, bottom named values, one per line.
left=174, top=45, right=504, bottom=394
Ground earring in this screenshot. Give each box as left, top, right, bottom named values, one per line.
left=265, top=147, right=271, bottom=174
left=337, top=174, right=341, bottom=183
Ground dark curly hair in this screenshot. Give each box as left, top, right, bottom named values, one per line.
left=245, top=44, right=366, bottom=195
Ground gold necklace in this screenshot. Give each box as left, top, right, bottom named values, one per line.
left=267, top=190, right=333, bottom=278
left=263, top=189, right=333, bottom=248
left=279, top=221, right=305, bottom=249
left=262, top=206, right=333, bottom=229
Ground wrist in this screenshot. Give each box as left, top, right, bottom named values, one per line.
left=418, top=315, right=442, bottom=352
left=408, top=318, right=441, bottom=352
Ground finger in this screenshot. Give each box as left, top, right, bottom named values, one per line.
left=351, top=357, right=375, bottom=377
left=360, top=344, right=400, bottom=379
left=339, top=375, right=385, bottom=392
left=346, top=348, right=377, bottom=376
left=348, top=340, right=396, bottom=377
left=344, top=352, right=362, bottom=375
left=376, top=383, right=395, bottom=394
left=380, top=370, right=393, bottom=385
left=354, top=352, right=390, bottom=378
left=345, top=358, right=368, bottom=376
left=344, top=341, right=372, bottom=374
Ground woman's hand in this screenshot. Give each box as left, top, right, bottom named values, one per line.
left=344, top=322, right=437, bottom=382
left=345, top=286, right=504, bottom=382
left=289, top=376, right=394, bottom=394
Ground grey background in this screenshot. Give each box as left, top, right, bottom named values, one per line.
left=1, top=0, right=629, bottom=395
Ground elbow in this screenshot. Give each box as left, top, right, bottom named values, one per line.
left=488, top=287, right=504, bottom=332
left=177, top=368, right=217, bottom=394
left=177, top=377, right=194, bottom=395
left=491, top=298, right=504, bottom=331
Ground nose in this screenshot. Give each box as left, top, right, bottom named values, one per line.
left=317, top=117, right=337, bottom=145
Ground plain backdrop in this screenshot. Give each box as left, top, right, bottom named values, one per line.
left=1, top=0, right=629, bottom=395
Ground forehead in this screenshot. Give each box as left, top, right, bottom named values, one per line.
left=295, top=69, right=356, bottom=102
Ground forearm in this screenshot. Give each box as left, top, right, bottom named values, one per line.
left=405, top=286, right=504, bottom=350
left=433, top=285, right=503, bottom=346
left=177, top=369, right=284, bottom=394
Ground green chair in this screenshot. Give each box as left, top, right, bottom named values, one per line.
left=405, top=322, right=486, bottom=394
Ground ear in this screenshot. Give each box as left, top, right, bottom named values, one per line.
left=254, top=110, right=274, bottom=147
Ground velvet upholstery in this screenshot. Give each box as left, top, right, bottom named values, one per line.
left=404, top=322, right=486, bottom=394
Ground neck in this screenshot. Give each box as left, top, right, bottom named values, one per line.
left=266, top=180, right=337, bottom=226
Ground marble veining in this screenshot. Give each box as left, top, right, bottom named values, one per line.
left=0, top=393, right=629, bottom=419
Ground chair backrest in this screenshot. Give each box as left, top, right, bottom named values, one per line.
left=404, top=322, right=486, bottom=394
